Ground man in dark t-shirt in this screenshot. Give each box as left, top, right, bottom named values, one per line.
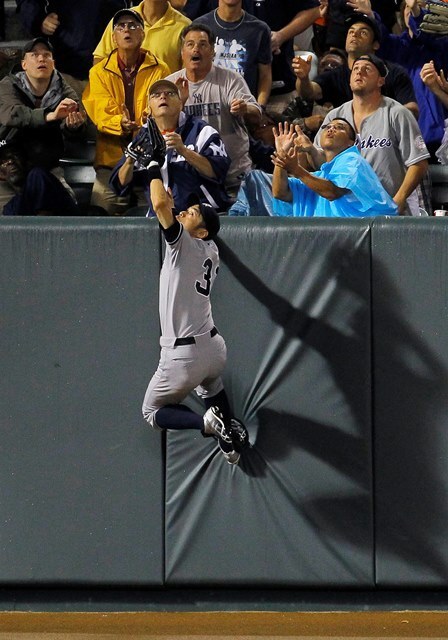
left=184, top=0, right=320, bottom=112
left=293, top=12, right=418, bottom=118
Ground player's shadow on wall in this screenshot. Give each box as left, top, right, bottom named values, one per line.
left=217, top=236, right=448, bottom=581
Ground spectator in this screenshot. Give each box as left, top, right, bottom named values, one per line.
left=420, top=62, right=448, bottom=164
left=322, top=0, right=400, bottom=50
left=82, top=9, right=169, bottom=215
left=420, top=62, right=448, bottom=111
left=293, top=11, right=419, bottom=117
left=110, top=79, right=231, bottom=214
left=194, top=0, right=272, bottom=108
left=281, top=48, right=347, bottom=134
left=16, top=0, right=126, bottom=100
left=375, top=0, right=448, bottom=159
left=315, top=54, right=429, bottom=215
left=0, top=38, right=86, bottom=214
left=271, top=119, right=397, bottom=216
left=93, top=0, right=191, bottom=74
left=0, top=144, right=79, bottom=215
left=182, top=0, right=321, bottom=115
left=166, top=23, right=262, bottom=197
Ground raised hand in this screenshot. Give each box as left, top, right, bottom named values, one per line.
left=346, top=0, right=374, bottom=17
left=121, top=104, right=139, bottom=134
left=293, top=124, right=314, bottom=154
left=46, top=98, right=78, bottom=122
left=230, top=98, right=248, bottom=116
left=273, top=122, right=297, bottom=157
left=292, top=54, right=312, bottom=80
left=175, top=77, right=189, bottom=106
left=65, top=109, right=87, bottom=129
left=41, top=12, right=60, bottom=35
left=271, top=146, right=299, bottom=174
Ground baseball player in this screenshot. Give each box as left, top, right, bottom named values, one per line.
left=138, top=118, right=249, bottom=465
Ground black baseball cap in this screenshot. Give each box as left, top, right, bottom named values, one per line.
left=112, top=9, right=145, bottom=28
left=187, top=194, right=220, bottom=240
left=21, top=37, right=53, bottom=59
left=345, top=13, right=381, bottom=43
left=353, top=53, right=388, bottom=77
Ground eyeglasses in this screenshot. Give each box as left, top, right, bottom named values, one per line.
left=26, top=51, right=53, bottom=60
left=149, top=90, right=178, bottom=99
left=114, top=22, right=142, bottom=31
left=321, top=122, right=349, bottom=132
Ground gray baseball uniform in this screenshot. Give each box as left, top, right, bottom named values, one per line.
left=142, top=219, right=226, bottom=429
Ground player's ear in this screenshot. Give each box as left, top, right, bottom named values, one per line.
left=195, top=227, right=208, bottom=240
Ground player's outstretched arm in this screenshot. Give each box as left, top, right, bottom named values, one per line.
left=149, top=170, right=175, bottom=229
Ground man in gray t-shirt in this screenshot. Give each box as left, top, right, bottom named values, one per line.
left=141, top=141, right=249, bottom=465
left=166, top=23, right=262, bottom=196
left=313, top=54, right=429, bottom=215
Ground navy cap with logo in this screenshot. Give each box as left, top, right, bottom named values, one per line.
left=345, top=13, right=381, bottom=43
left=353, top=53, right=388, bottom=78
left=112, top=9, right=145, bottom=28
left=187, top=194, right=220, bottom=240
left=21, top=37, right=53, bottom=59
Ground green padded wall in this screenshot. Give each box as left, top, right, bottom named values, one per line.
left=372, top=218, right=448, bottom=587
left=164, top=219, right=375, bottom=586
left=0, top=218, right=164, bottom=585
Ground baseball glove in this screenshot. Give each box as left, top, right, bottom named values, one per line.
left=125, top=117, right=166, bottom=169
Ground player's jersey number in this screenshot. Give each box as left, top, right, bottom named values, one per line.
left=195, top=258, right=218, bottom=297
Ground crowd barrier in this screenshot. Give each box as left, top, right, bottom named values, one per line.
left=1, top=216, right=448, bottom=588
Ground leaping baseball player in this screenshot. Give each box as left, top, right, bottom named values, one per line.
left=138, top=117, right=249, bottom=465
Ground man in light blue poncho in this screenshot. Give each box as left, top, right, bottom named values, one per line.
left=271, top=117, right=398, bottom=217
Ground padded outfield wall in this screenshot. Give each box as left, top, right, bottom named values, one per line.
left=1, top=217, right=448, bottom=588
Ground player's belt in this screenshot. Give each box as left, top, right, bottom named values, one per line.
left=174, top=327, right=218, bottom=346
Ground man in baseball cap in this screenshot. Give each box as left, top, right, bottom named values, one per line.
left=148, top=79, right=180, bottom=98
left=21, top=37, right=54, bottom=58
left=141, top=161, right=249, bottom=466
left=353, top=53, right=388, bottom=78
left=109, top=75, right=230, bottom=217
left=292, top=9, right=417, bottom=117
left=0, top=36, right=86, bottom=214
left=344, top=12, right=381, bottom=44
left=112, top=9, right=145, bottom=29
left=184, top=193, right=220, bottom=240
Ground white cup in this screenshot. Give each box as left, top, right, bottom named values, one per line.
left=434, top=209, right=446, bottom=217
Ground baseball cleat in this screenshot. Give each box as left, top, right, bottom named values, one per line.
left=230, top=418, right=250, bottom=452
left=218, top=437, right=240, bottom=466
left=203, top=406, right=232, bottom=444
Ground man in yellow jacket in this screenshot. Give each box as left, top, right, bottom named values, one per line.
left=93, top=0, right=190, bottom=74
left=83, top=9, right=169, bottom=215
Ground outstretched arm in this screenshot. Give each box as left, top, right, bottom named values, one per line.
left=150, top=172, right=176, bottom=229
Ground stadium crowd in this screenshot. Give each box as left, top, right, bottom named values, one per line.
left=0, top=0, right=448, bottom=217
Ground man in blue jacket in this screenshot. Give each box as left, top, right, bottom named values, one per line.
left=271, top=117, right=397, bottom=217
left=110, top=79, right=231, bottom=215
